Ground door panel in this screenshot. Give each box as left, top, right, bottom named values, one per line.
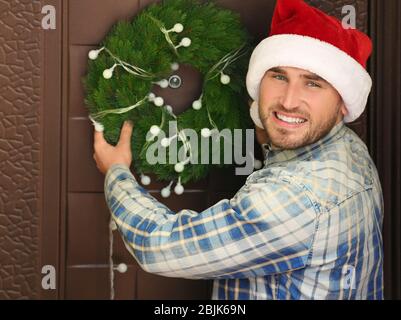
left=65, top=266, right=137, bottom=299
left=136, top=269, right=211, bottom=300
left=69, top=45, right=96, bottom=118
left=69, top=0, right=140, bottom=45
left=67, top=193, right=110, bottom=265
left=2, top=0, right=395, bottom=301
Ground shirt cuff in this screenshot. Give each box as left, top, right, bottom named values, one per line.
left=104, top=163, right=138, bottom=194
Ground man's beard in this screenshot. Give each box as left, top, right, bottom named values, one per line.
left=262, top=105, right=341, bottom=150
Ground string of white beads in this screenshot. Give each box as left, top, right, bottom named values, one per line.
left=174, top=180, right=184, bottom=195
left=171, top=23, right=184, bottom=33
left=174, top=157, right=190, bottom=173
left=110, top=220, right=118, bottom=231
left=161, top=134, right=177, bottom=148
left=103, top=64, right=118, bottom=79
left=200, top=128, right=218, bottom=138
left=192, top=99, right=202, bottom=110
left=153, top=96, right=164, bottom=107
left=220, top=72, right=231, bottom=85
left=161, top=181, right=173, bottom=198
left=165, top=105, right=173, bottom=113
left=156, top=79, right=169, bottom=88
left=146, top=125, right=162, bottom=141
left=148, top=92, right=164, bottom=106
left=140, top=174, right=151, bottom=185
left=114, top=263, right=128, bottom=273
left=88, top=47, right=105, bottom=60
left=174, top=162, right=185, bottom=173
left=175, top=37, right=192, bottom=49
left=171, top=62, right=180, bottom=71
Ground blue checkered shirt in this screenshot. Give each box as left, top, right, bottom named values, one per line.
left=104, top=121, right=384, bottom=300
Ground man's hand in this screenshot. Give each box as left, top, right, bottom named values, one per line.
left=93, top=120, right=133, bottom=175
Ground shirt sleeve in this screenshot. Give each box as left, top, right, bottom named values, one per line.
left=104, top=164, right=319, bottom=280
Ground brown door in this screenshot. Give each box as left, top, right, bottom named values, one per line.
left=5, top=0, right=401, bottom=301
left=4, top=0, right=401, bottom=301
left=2, top=0, right=400, bottom=301
left=61, top=0, right=371, bottom=299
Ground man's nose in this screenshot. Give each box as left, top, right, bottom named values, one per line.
left=280, top=83, right=301, bottom=110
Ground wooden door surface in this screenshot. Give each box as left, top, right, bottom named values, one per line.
left=62, top=0, right=370, bottom=299
left=3, top=0, right=401, bottom=301
left=0, top=0, right=372, bottom=300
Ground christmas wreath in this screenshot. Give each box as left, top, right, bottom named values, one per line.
left=84, top=0, right=254, bottom=197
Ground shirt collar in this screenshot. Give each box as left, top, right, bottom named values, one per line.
left=263, top=121, right=346, bottom=166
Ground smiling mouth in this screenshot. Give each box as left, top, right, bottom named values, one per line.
left=273, top=111, right=308, bottom=126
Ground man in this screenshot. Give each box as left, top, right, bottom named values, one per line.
left=93, top=0, right=383, bottom=299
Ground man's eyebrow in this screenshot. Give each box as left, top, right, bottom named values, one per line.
left=268, top=67, right=287, bottom=74
left=267, top=67, right=328, bottom=84
left=301, top=73, right=328, bottom=83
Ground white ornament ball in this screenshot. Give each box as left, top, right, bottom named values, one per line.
left=220, top=74, right=231, bottom=85
left=174, top=184, right=184, bottom=195
left=94, top=122, right=104, bottom=132
left=181, top=37, right=191, bottom=47
left=175, top=162, right=185, bottom=173
left=158, top=79, right=169, bottom=88
left=141, top=175, right=151, bottom=186
left=165, top=105, right=173, bottom=113
left=254, top=159, right=263, bottom=170
left=192, top=100, right=202, bottom=110
left=88, top=50, right=99, bottom=60
left=103, top=68, right=113, bottom=79
left=116, top=263, right=128, bottom=273
left=173, top=23, right=184, bottom=33
left=154, top=97, right=164, bottom=107
left=171, top=62, right=179, bottom=71
left=161, top=138, right=171, bottom=148
left=201, top=128, right=211, bottom=138
left=161, top=187, right=171, bottom=198
left=150, top=125, right=161, bottom=136
left=110, top=220, right=117, bottom=231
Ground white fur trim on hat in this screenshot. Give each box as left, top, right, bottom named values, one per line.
left=246, top=34, right=372, bottom=123
left=250, top=101, right=264, bottom=129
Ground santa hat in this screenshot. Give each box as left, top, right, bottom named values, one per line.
left=246, top=0, right=373, bottom=123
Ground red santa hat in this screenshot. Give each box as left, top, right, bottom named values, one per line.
left=246, top=0, right=373, bottom=123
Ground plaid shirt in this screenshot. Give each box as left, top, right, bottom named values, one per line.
left=104, top=121, right=384, bottom=300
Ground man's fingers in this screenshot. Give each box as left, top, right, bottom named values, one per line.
left=94, top=127, right=104, bottom=139
left=94, top=124, right=108, bottom=145
left=118, top=121, right=133, bottom=148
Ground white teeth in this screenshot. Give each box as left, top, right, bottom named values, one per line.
left=276, top=112, right=306, bottom=124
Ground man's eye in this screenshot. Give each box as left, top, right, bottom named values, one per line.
left=307, top=81, right=321, bottom=88
left=273, top=74, right=287, bottom=81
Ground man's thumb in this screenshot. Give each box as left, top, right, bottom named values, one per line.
left=118, top=120, right=133, bottom=147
